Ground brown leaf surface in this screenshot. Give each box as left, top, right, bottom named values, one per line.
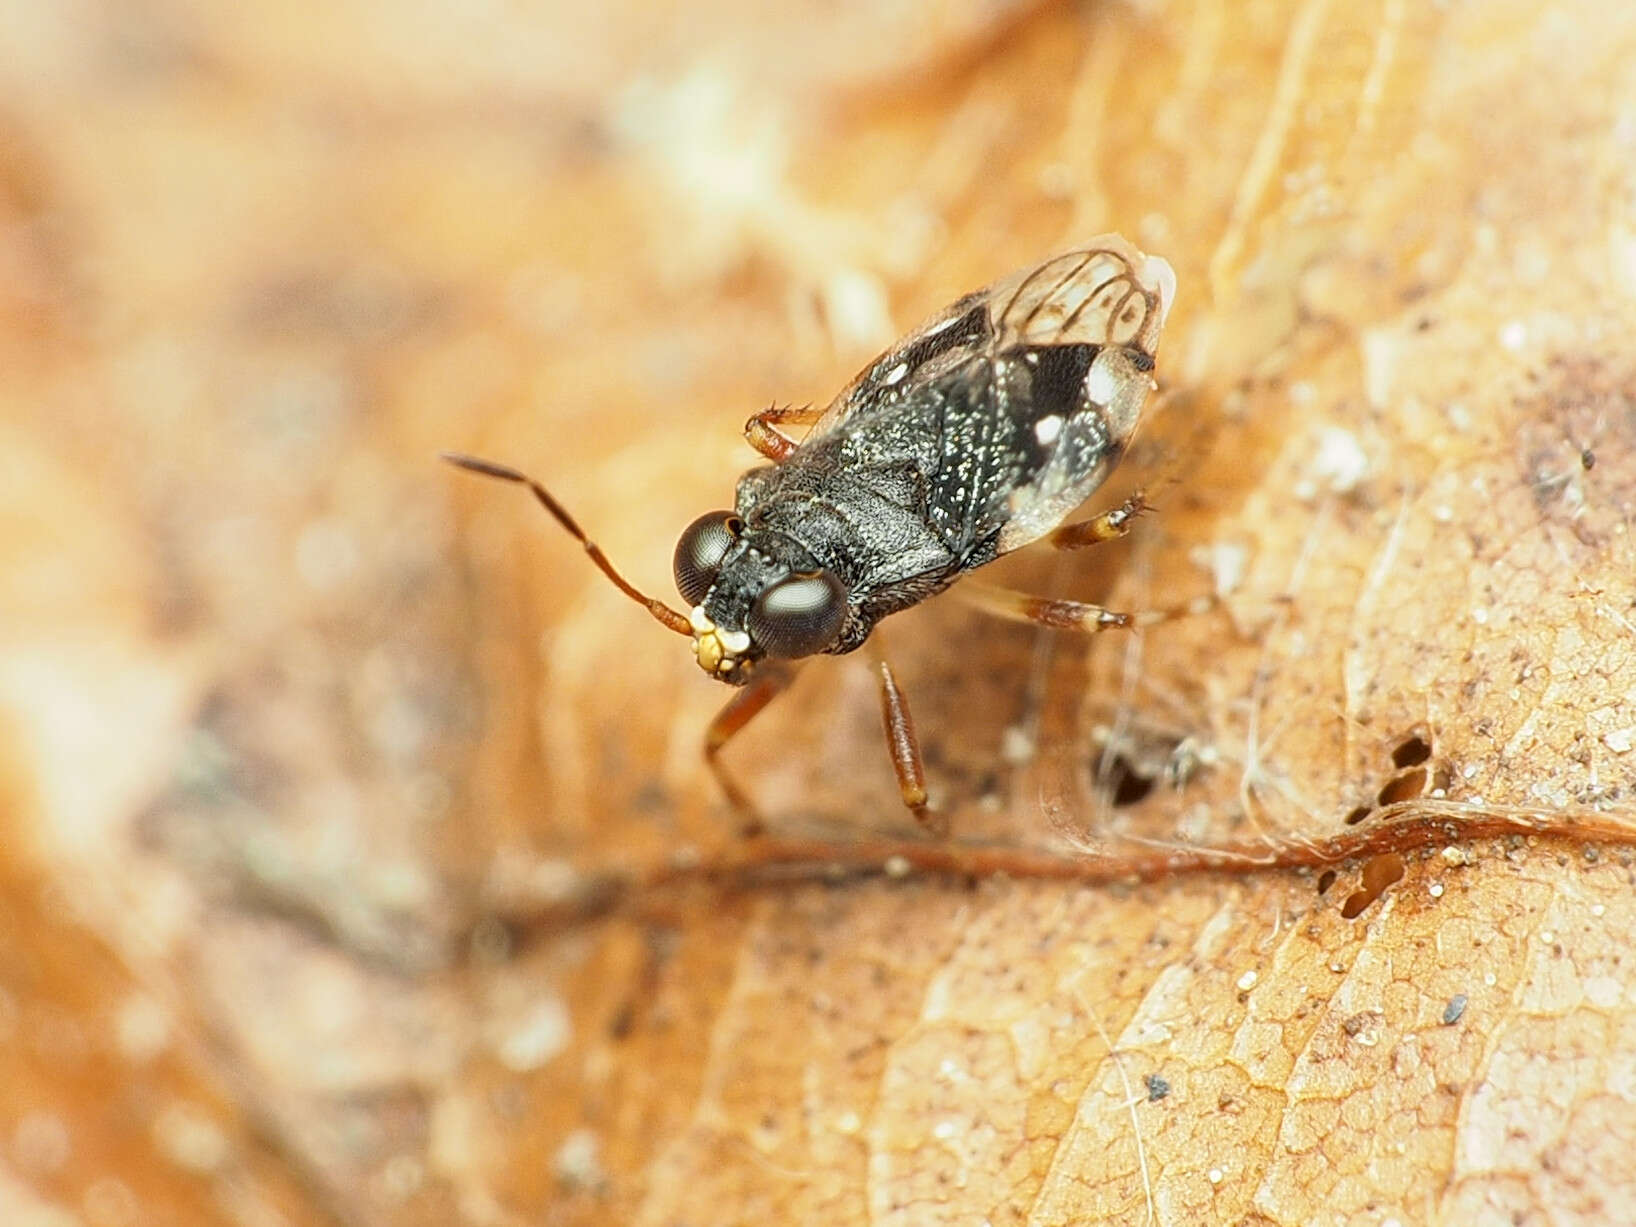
left=3, top=1, right=1636, bottom=1224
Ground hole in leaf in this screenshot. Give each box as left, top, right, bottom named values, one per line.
left=1344, top=804, right=1372, bottom=826
left=1362, top=850, right=1406, bottom=892
left=1377, top=767, right=1428, bottom=806
left=1316, top=869, right=1337, bottom=895
left=1392, top=734, right=1433, bottom=768
left=1340, top=852, right=1406, bottom=918
left=1106, top=755, right=1156, bottom=807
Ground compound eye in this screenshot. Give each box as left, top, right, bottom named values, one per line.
left=747, top=570, right=848, bottom=659
left=673, top=511, right=740, bottom=605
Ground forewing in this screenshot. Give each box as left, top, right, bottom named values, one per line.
left=804, top=234, right=1174, bottom=443
left=987, top=342, right=1160, bottom=553
left=989, top=239, right=1173, bottom=356
left=790, top=234, right=1176, bottom=559
left=802, top=287, right=993, bottom=444
left=982, top=237, right=1176, bottom=552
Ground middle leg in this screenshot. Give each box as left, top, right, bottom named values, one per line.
left=871, top=651, right=950, bottom=839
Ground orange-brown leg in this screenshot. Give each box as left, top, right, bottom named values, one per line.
left=961, top=584, right=1133, bottom=633
left=972, top=491, right=1216, bottom=632
left=961, top=582, right=1212, bottom=633
left=744, top=404, right=823, bottom=463
left=704, top=666, right=795, bottom=836
left=1046, top=490, right=1148, bottom=551
left=874, top=657, right=949, bottom=838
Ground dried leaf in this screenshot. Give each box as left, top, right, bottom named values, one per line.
left=2, top=2, right=1634, bottom=1226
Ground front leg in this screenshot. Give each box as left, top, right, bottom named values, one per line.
left=704, top=665, right=795, bottom=836
left=744, top=403, right=823, bottom=463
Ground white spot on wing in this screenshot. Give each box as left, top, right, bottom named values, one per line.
left=884, top=361, right=909, bottom=385
left=1085, top=357, right=1120, bottom=407
left=1034, top=415, right=1063, bottom=445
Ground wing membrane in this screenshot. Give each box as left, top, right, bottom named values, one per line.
left=783, top=234, right=1176, bottom=561
left=806, top=234, right=1174, bottom=444
left=991, top=243, right=1172, bottom=353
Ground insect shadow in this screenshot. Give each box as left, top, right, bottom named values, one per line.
left=447, top=236, right=1178, bottom=838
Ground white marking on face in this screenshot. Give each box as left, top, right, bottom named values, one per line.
left=1034, top=415, right=1063, bottom=446
left=884, top=361, right=909, bottom=385
left=687, top=608, right=746, bottom=683
left=689, top=604, right=751, bottom=677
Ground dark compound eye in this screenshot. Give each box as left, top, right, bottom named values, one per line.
left=673, top=511, right=740, bottom=605
left=747, top=570, right=848, bottom=658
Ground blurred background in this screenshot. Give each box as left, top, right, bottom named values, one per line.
left=4, top=1, right=1636, bottom=1224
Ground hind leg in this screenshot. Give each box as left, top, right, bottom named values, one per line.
left=1045, top=490, right=1148, bottom=551
left=960, top=582, right=1212, bottom=633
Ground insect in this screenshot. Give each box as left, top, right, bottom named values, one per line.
left=445, top=236, right=1176, bottom=836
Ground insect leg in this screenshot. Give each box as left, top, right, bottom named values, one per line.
left=873, top=655, right=950, bottom=838
left=1047, top=491, right=1149, bottom=551
left=704, top=665, right=796, bottom=836
left=744, top=404, right=822, bottom=463
left=961, top=585, right=1133, bottom=633
left=960, top=582, right=1214, bottom=633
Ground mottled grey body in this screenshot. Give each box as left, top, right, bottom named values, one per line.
left=719, top=340, right=1118, bottom=653
left=696, top=240, right=1174, bottom=677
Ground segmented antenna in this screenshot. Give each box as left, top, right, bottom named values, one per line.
left=441, top=452, right=692, bottom=636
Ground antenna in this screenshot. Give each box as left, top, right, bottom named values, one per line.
left=441, top=452, right=692, bottom=636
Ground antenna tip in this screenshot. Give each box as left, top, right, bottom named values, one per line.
left=440, top=452, right=524, bottom=482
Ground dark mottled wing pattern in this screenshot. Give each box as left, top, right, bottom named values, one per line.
left=795, top=236, right=1176, bottom=566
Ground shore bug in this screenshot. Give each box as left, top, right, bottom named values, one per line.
left=446, top=235, right=1176, bottom=836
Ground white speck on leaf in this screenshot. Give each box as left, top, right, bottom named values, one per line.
left=495, top=998, right=571, bottom=1072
